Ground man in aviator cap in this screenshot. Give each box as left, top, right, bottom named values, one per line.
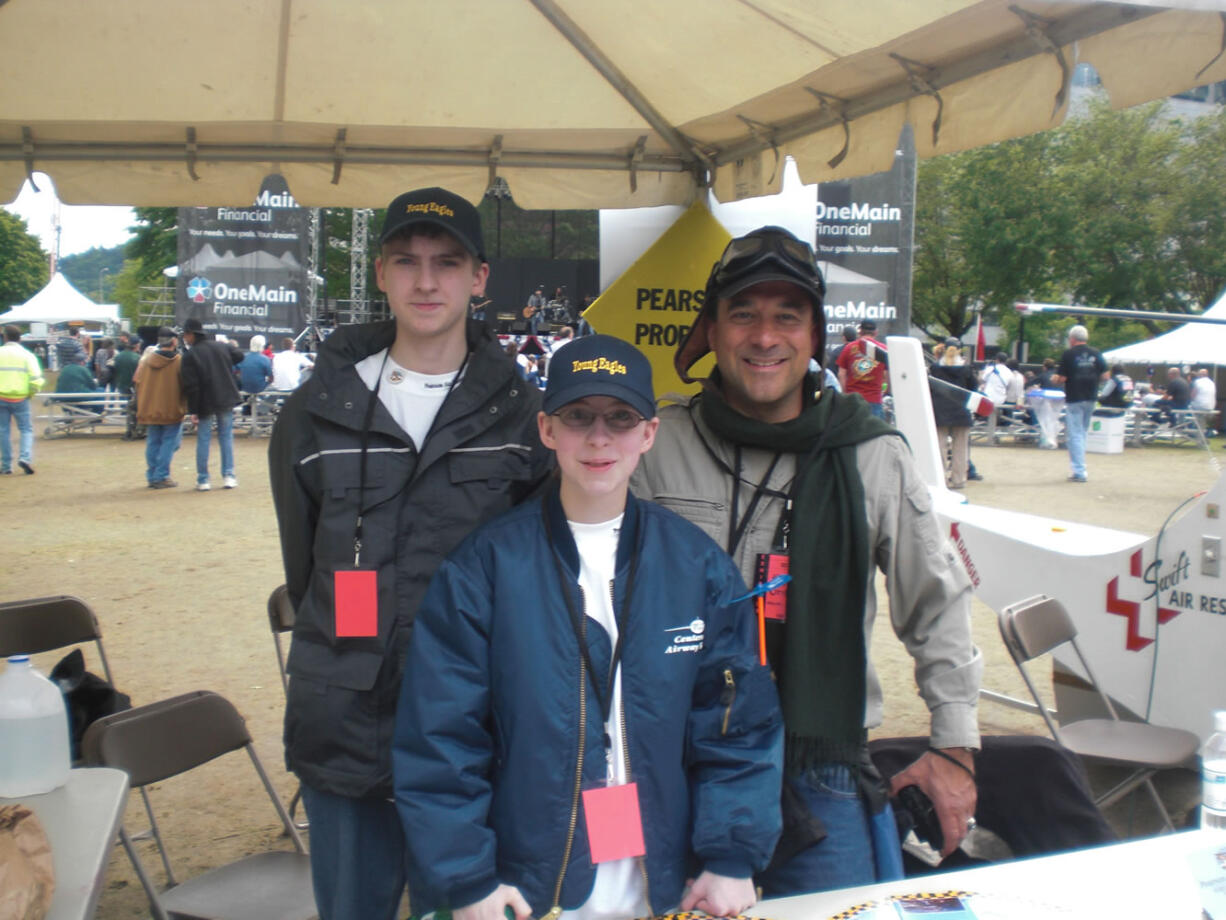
left=269, top=187, right=552, bottom=919
left=631, top=226, right=981, bottom=895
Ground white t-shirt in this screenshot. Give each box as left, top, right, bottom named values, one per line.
left=561, top=514, right=648, bottom=920
left=354, top=349, right=463, bottom=448
left=981, top=363, right=1009, bottom=404
left=271, top=350, right=314, bottom=390
left=1192, top=375, right=1217, bottom=411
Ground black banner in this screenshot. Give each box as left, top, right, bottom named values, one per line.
left=176, top=174, right=309, bottom=343
left=816, top=126, right=916, bottom=345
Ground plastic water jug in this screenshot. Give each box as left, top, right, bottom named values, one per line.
left=0, top=655, right=72, bottom=797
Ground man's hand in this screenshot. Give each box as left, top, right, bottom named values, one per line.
left=888, top=748, right=977, bottom=858
left=454, top=884, right=532, bottom=920
left=679, top=870, right=756, bottom=917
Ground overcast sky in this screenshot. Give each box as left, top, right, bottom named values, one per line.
left=3, top=174, right=136, bottom=259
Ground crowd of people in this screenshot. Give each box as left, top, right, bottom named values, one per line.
left=924, top=323, right=1221, bottom=488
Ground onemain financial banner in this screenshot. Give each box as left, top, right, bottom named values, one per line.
left=176, top=174, right=309, bottom=342
left=815, top=126, right=916, bottom=343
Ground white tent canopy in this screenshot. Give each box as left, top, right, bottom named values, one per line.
left=4, top=1, right=1226, bottom=209
left=0, top=273, right=120, bottom=325
left=1103, top=292, right=1226, bottom=365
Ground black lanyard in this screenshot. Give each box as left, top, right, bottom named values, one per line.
left=352, top=348, right=468, bottom=566
left=728, top=446, right=784, bottom=557
left=542, top=506, right=639, bottom=735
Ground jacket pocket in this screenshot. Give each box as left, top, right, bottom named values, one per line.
left=319, top=449, right=387, bottom=498
left=651, top=494, right=725, bottom=531
left=447, top=448, right=535, bottom=489
left=287, top=637, right=382, bottom=691
left=284, top=639, right=386, bottom=785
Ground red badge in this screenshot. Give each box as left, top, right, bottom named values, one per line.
left=334, top=570, right=377, bottom=637
left=755, top=553, right=790, bottom=621
left=582, top=783, right=646, bottom=864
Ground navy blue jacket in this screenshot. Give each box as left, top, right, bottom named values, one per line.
left=394, top=487, right=783, bottom=917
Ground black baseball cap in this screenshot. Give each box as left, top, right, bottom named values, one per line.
left=675, top=226, right=826, bottom=383
left=543, top=334, right=656, bottom=420
left=859, top=319, right=877, bottom=332
left=379, top=187, right=486, bottom=262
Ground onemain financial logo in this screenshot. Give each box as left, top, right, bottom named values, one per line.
left=187, top=276, right=212, bottom=303
left=214, top=188, right=301, bottom=223
left=816, top=200, right=902, bottom=238
left=208, top=280, right=300, bottom=318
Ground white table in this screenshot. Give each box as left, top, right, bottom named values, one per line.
left=760, top=828, right=1226, bottom=919
left=0, top=767, right=129, bottom=920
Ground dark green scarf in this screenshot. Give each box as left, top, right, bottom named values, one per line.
left=699, top=379, right=898, bottom=769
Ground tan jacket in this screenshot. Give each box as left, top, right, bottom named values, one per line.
left=133, top=349, right=186, bottom=425
left=630, top=395, right=982, bottom=750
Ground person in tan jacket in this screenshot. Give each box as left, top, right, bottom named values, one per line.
left=133, top=327, right=187, bottom=488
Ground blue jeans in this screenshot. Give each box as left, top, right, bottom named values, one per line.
left=145, top=422, right=183, bottom=483
left=868, top=402, right=886, bottom=420
left=1065, top=400, right=1094, bottom=478
left=0, top=399, right=33, bottom=471
left=300, top=784, right=405, bottom=920
left=195, top=410, right=235, bottom=484
left=757, top=764, right=904, bottom=897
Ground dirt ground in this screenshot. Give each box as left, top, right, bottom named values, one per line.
left=2, top=425, right=1222, bottom=918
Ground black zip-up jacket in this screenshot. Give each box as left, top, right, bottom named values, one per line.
left=180, top=337, right=243, bottom=415
left=269, top=319, right=552, bottom=798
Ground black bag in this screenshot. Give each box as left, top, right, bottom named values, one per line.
left=50, top=649, right=132, bottom=760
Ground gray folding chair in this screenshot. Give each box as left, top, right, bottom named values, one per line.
left=0, top=594, right=166, bottom=848
left=998, top=594, right=1201, bottom=830
left=0, top=594, right=115, bottom=682
left=267, top=584, right=306, bottom=828
left=267, top=584, right=294, bottom=697
left=83, top=690, right=315, bottom=920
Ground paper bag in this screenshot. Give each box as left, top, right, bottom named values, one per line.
left=0, top=804, right=55, bottom=920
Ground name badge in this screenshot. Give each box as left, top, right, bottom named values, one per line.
left=334, top=569, right=378, bottom=637
left=755, top=553, right=790, bottom=621
left=582, top=782, right=646, bottom=863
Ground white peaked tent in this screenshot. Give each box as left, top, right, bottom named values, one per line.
left=0, top=273, right=120, bottom=325
left=1103, top=291, right=1226, bottom=365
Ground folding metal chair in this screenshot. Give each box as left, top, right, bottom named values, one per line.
left=0, top=594, right=115, bottom=682
left=998, top=594, right=1201, bottom=830
left=268, top=584, right=294, bottom=697
left=83, top=690, right=316, bottom=920
left=268, top=584, right=306, bottom=829
left=0, top=594, right=170, bottom=849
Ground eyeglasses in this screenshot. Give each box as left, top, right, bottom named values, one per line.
left=552, top=405, right=645, bottom=432
left=711, top=229, right=825, bottom=296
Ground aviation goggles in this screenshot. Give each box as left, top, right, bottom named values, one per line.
left=710, top=228, right=826, bottom=301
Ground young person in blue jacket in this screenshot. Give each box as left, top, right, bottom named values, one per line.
left=394, top=334, right=784, bottom=920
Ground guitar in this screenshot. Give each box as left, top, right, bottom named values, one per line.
left=522, top=304, right=538, bottom=319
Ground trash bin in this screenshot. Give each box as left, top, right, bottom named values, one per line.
left=1086, top=414, right=1125, bottom=454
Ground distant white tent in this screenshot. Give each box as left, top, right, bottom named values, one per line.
left=0, top=272, right=120, bottom=324
left=1103, top=292, right=1226, bottom=366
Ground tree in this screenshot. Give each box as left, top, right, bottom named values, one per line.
left=912, top=131, right=1066, bottom=343
left=0, top=210, right=49, bottom=309
left=1171, top=105, right=1226, bottom=309
left=58, top=245, right=125, bottom=302
left=1050, top=99, right=1185, bottom=329
left=911, top=94, right=1226, bottom=360
left=125, top=207, right=178, bottom=282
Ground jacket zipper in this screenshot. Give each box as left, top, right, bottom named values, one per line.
left=543, top=594, right=588, bottom=920
left=720, top=668, right=736, bottom=735
left=611, top=578, right=653, bottom=917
